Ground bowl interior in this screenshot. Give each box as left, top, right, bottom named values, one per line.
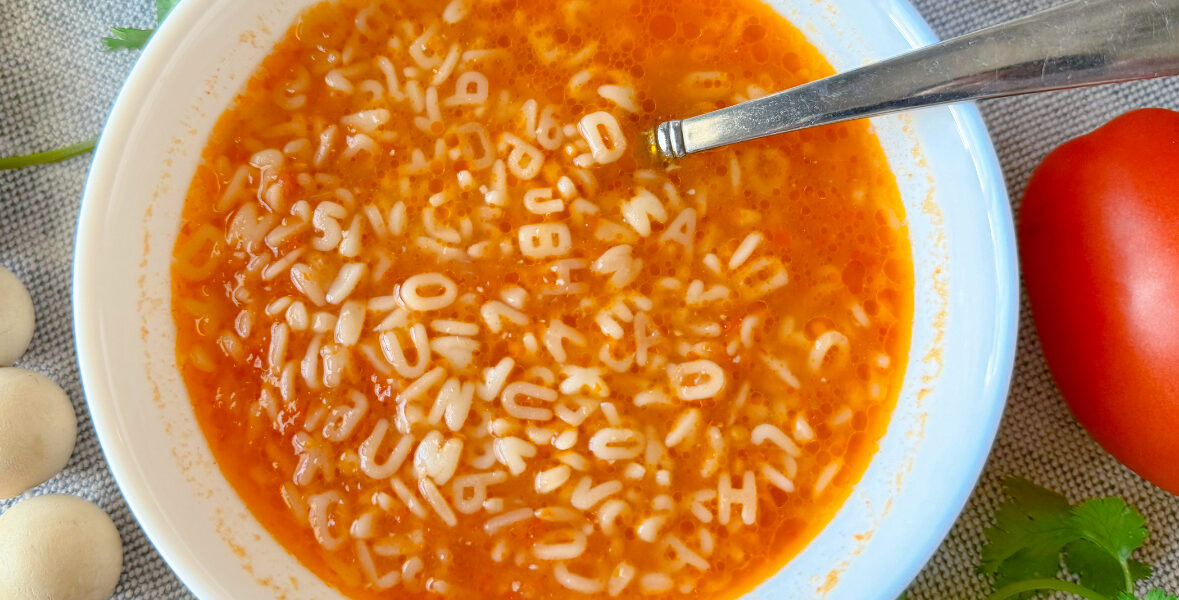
left=74, top=0, right=1017, bottom=598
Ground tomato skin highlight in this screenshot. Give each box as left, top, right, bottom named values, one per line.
left=1020, top=108, right=1179, bottom=495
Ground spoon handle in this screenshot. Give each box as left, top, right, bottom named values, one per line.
left=653, top=0, right=1179, bottom=159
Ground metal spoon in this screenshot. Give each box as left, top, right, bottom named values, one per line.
left=650, top=0, right=1179, bottom=160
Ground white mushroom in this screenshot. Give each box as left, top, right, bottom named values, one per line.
left=0, top=368, right=77, bottom=499
left=0, top=494, right=123, bottom=600
left=0, top=266, right=34, bottom=366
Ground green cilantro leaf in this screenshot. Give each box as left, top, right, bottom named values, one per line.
left=155, top=0, right=182, bottom=24
left=979, top=479, right=1172, bottom=600
left=1130, top=560, right=1156, bottom=582
left=1116, top=591, right=1179, bottom=600
left=101, top=26, right=154, bottom=51
left=102, top=0, right=181, bottom=52
left=1141, top=590, right=1179, bottom=600
left=994, top=547, right=1067, bottom=593
left=1071, top=497, right=1149, bottom=563
left=1064, top=539, right=1151, bottom=597
left=980, top=479, right=1079, bottom=591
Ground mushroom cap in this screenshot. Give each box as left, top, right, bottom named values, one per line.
left=0, top=368, right=77, bottom=499
left=0, top=494, right=123, bottom=600
left=0, top=266, right=35, bottom=366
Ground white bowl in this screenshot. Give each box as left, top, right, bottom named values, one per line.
left=74, top=0, right=1018, bottom=598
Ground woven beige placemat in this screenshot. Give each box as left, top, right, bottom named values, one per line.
left=1, top=0, right=1176, bottom=598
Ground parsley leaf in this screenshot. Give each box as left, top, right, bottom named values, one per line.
left=101, top=27, right=154, bottom=51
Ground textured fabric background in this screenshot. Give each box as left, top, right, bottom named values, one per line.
left=1, top=0, right=1177, bottom=598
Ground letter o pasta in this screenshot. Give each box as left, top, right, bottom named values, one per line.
left=670, top=360, right=726, bottom=400
left=400, top=273, right=458, bottom=311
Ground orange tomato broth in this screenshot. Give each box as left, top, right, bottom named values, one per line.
left=170, top=0, right=913, bottom=597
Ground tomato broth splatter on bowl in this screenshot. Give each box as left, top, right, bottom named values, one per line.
left=170, top=0, right=913, bottom=597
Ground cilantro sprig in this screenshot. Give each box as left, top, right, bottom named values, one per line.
left=100, top=0, right=181, bottom=51
left=101, top=27, right=156, bottom=51
left=900, top=479, right=1175, bottom=600
left=0, top=139, right=98, bottom=171
left=978, top=478, right=1172, bottom=600
left=1, top=0, right=180, bottom=170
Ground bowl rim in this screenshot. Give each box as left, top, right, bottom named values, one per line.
left=73, top=0, right=1018, bottom=598
left=859, top=5, right=1019, bottom=599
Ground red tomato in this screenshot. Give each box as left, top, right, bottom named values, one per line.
left=1020, top=108, right=1179, bottom=495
